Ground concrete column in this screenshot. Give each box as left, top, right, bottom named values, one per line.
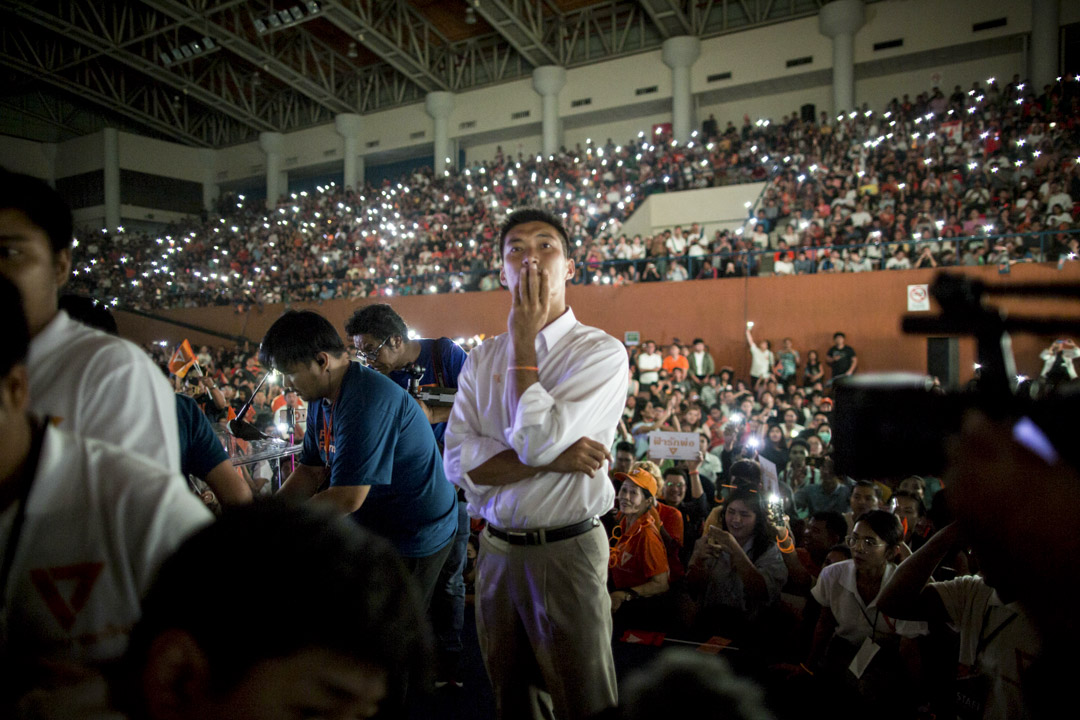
left=258, top=131, right=284, bottom=209
left=334, top=113, right=363, bottom=189
left=425, top=91, right=454, bottom=176
left=819, top=0, right=865, bottom=116
left=662, top=36, right=701, bottom=145
left=200, top=148, right=219, bottom=212
left=103, top=127, right=121, bottom=231
left=354, top=155, right=365, bottom=187
left=532, top=65, right=567, bottom=158
left=1030, top=0, right=1060, bottom=93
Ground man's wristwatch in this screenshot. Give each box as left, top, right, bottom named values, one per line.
left=623, top=588, right=640, bottom=602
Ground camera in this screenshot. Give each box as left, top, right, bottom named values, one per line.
left=832, top=273, right=1080, bottom=479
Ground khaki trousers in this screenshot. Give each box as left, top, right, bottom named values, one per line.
left=476, top=524, right=617, bottom=720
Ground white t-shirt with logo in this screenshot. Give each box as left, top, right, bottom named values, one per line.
left=0, top=425, right=211, bottom=665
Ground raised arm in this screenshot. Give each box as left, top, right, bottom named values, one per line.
left=876, top=522, right=961, bottom=622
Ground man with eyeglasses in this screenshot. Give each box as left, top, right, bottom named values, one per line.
left=345, top=303, right=469, bottom=688
left=345, top=303, right=467, bottom=446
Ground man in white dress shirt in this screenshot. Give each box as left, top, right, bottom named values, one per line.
left=444, top=208, right=627, bottom=720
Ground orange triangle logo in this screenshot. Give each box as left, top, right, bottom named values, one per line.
left=30, top=562, right=105, bottom=631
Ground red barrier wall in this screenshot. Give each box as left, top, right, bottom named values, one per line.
left=115, top=263, right=1080, bottom=386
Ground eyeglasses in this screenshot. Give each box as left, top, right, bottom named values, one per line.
left=846, top=535, right=882, bottom=549
left=355, top=336, right=391, bottom=363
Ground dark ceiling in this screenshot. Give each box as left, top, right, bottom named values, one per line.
left=0, top=0, right=833, bottom=148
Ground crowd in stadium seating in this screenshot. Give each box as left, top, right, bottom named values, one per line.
left=6, top=149, right=1080, bottom=717
left=66, top=73, right=1080, bottom=311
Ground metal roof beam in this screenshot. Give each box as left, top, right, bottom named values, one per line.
left=138, top=0, right=356, bottom=115
left=0, top=24, right=214, bottom=146
left=471, top=0, right=560, bottom=68
left=321, top=0, right=450, bottom=93
left=636, top=0, right=693, bottom=38
left=7, top=0, right=276, bottom=133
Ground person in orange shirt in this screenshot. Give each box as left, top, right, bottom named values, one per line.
left=608, top=467, right=670, bottom=619
left=660, top=344, right=689, bottom=374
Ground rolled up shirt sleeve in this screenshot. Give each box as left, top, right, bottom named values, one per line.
left=507, top=336, right=628, bottom=467
left=443, top=352, right=513, bottom=495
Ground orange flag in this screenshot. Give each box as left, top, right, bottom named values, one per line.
left=168, top=339, right=200, bottom=378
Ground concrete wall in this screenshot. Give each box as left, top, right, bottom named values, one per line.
left=0, top=135, right=56, bottom=179
left=114, top=262, right=1080, bottom=389
left=621, top=183, right=767, bottom=239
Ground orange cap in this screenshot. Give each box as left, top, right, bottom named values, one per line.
left=613, top=467, right=658, bottom=497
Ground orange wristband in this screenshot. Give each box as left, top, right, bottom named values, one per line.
left=508, top=366, right=539, bottom=371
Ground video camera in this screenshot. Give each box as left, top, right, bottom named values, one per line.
left=832, top=272, right=1080, bottom=479
left=404, top=362, right=456, bottom=407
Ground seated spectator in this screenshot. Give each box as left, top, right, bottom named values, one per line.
left=795, top=456, right=850, bottom=516
left=683, top=487, right=788, bottom=644
left=661, top=465, right=710, bottom=567
left=0, top=276, right=211, bottom=695
left=844, top=479, right=882, bottom=531
left=890, top=489, right=932, bottom=551
left=885, top=248, right=912, bottom=270
left=609, top=467, right=670, bottom=622
left=802, top=510, right=927, bottom=715
left=801, top=511, right=849, bottom=580
left=877, top=522, right=1039, bottom=720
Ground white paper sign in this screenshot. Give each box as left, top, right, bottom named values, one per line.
left=907, top=284, right=930, bottom=312
left=648, top=431, right=700, bottom=461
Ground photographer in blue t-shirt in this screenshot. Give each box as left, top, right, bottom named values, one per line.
left=346, top=303, right=471, bottom=687
left=259, top=310, right=457, bottom=613
left=346, top=303, right=466, bottom=446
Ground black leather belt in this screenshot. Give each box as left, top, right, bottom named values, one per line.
left=486, top=516, right=600, bottom=546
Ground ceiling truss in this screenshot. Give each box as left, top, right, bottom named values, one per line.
left=2, top=0, right=841, bottom=148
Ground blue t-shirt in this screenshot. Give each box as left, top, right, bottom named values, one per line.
left=175, top=393, right=229, bottom=479
left=300, top=362, right=456, bottom=557
left=387, top=338, right=467, bottom=444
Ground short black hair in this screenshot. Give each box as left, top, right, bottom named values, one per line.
left=811, top=510, right=848, bottom=541
left=124, top=501, right=431, bottom=702
left=615, top=441, right=636, bottom=456
left=892, top=490, right=927, bottom=517
left=499, top=207, right=571, bottom=258
left=0, top=168, right=74, bottom=254
left=789, top=438, right=810, bottom=452
left=853, top=508, right=903, bottom=549
left=853, top=479, right=883, bottom=500
left=0, top=275, right=30, bottom=377
left=833, top=332, right=846, bottom=340
left=663, top=467, right=688, bottom=481
left=344, top=303, right=407, bottom=341
left=728, top=459, right=763, bottom=489
left=259, top=309, right=347, bottom=369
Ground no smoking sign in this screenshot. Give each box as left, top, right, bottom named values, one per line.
left=907, top=284, right=930, bottom=311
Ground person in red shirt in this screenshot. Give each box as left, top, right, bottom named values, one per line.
left=609, top=467, right=670, bottom=617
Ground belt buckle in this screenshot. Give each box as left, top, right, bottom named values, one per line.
left=505, top=529, right=530, bottom=545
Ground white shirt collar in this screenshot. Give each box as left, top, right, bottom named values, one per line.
left=837, top=559, right=897, bottom=609
left=28, top=310, right=71, bottom=361
left=536, top=307, right=577, bottom=356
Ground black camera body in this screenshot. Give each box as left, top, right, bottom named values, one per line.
left=831, top=272, right=1080, bottom=479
